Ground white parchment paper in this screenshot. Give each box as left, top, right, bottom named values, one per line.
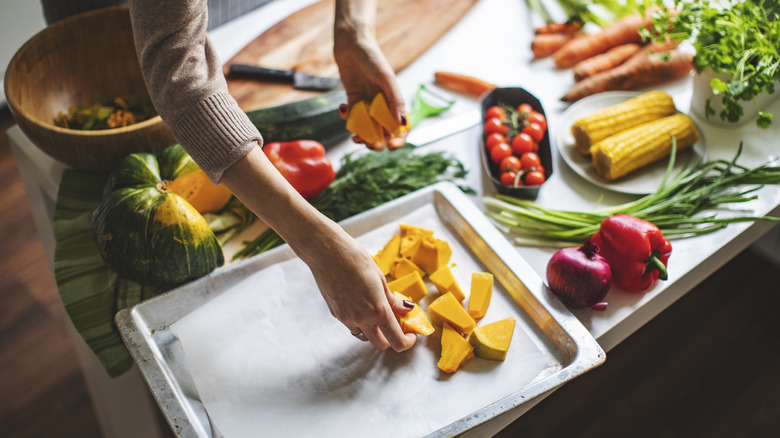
left=171, top=205, right=561, bottom=437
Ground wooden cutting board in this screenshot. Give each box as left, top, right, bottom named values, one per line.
left=224, top=0, right=478, bottom=111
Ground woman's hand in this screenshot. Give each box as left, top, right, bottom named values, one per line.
left=334, top=0, right=409, bottom=150
left=303, top=224, right=418, bottom=351
left=221, top=146, right=417, bottom=352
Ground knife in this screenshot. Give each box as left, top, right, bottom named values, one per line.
left=228, top=64, right=343, bottom=91
left=406, top=110, right=482, bottom=147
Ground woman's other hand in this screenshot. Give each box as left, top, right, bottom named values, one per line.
left=333, top=0, right=409, bottom=150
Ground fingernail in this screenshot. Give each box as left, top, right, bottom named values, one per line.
left=403, top=300, right=415, bottom=309
left=400, top=114, right=407, bottom=126
left=339, top=103, right=348, bottom=114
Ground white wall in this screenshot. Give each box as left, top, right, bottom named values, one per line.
left=0, top=0, right=47, bottom=108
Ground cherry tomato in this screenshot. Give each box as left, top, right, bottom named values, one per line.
left=511, top=132, right=536, bottom=155
left=500, top=171, right=519, bottom=187
left=528, top=111, right=547, bottom=131
left=485, top=106, right=506, bottom=120
left=522, top=122, right=545, bottom=143
left=517, top=103, right=534, bottom=114
left=520, top=151, right=542, bottom=170
left=524, top=170, right=546, bottom=186
left=484, top=117, right=509, bottom=135
left=499, top=155, right=521, bottom=173
left=485, top=133, right=506, bottom=150
left=490, top=142, right=513, bottom=164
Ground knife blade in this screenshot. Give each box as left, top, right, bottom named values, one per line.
left=405, top=110, right=482, bottom=147
left=228, top=64, right=343, bottom=91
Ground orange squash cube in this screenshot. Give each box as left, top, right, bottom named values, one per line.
left=428, top=292, right=475, bottom=336
left=469, top=317, right=516, bottom=361
left=437, top=322, right=474, bottom=373
left=373, top=234, right=401, bottom=276
left=390, top=258, right=425, bottom=280
left=369, top=92, right=411, bottom=136
left=345, top=100, right=383, bottom=145
left=428, top=265, right=465, bottom=302
left=392, top=292, right=434, bottom=336
left=386, top=271, right=427, bottom=303
left=467, top=272, right=494, bottom=320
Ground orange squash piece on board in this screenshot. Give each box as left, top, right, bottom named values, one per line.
left=428, top=292, right=476, bottom=336
left=392, top=292, right=434, bottom=336
left=391, top=257, right=425, bottom=280
left=399, top=224, right=434, bottom=258
left=437, top=322, right=474, bottom=373
left=369, top=93, right=411, bottom=136
left=469, top=317, right=516, bottom=361
left=410, top=236, right=452, bottom=275
left=428, top=265, right=465, bottom=302
left=387, top=271, right=427, bottom=303
left=468, top=272, right=494, bottom=320
left=373, top=234, right=401, bottom=276
left=345, top=100, right=383, bottom=144
left=400, top=223, right=434, bottom=237
left=167, top=169, right=232, bottom=214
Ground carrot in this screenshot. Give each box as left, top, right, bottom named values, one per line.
left=531, top=32, right=578, bottom=59
left=553, top=10, right=656, bottom=69
left=561, top=49, right=693, bottom=103
left=573, top=43, right=641, bottom=81
left=434, top=72, right=497, bottom=98
left=534, top=21, right=580, bottom=35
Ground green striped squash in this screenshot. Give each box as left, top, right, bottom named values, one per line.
left=91, top=145, right=224, bottom=287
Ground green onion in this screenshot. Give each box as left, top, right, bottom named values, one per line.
left=483, top=140, right=780, bottom=247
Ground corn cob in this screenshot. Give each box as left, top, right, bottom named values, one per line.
left=571, top=90, right=677, bottom=155
left=591, top=113, right=700, bottom=181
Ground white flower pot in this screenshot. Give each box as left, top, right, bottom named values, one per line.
left=690, top=68, right=780, bottom=127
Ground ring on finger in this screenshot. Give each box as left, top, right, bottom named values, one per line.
left=350, top=329, right=367, bottom=340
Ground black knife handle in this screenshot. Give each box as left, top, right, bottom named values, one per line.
left=228, top=64, right=294, bottom=82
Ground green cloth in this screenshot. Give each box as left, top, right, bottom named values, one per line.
left=52, top=168, right=254, bottom=377
left=53, top=169, right=166, bottom=377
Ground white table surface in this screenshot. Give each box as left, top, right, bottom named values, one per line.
left=8, top=0, right=780, bottom=437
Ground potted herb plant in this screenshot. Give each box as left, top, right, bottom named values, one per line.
left=644, top=0, right=780, bottom=128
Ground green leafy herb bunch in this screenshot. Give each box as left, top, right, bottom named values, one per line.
left=641, top=0, right=780, bottom=128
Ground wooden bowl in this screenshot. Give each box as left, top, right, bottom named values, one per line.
left=4, top=6, right=176, bottom=172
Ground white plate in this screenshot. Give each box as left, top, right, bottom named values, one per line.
left=555, top=91, right=706, bottom=195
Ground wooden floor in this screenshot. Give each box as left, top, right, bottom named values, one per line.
left=1, top=105, right=779, bottom=437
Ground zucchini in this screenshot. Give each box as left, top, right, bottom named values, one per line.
left=246, top=91, right=350, bottom=147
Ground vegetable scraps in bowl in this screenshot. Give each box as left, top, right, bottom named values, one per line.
left=54, top=95, right=157, bottom=130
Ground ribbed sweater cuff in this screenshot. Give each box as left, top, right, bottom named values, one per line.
left=172, top=92, right=262, bottom=183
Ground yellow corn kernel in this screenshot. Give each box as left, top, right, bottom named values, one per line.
left=591, top=113, right=700, bottom=181
left=571, top=90, right=677, bottom=155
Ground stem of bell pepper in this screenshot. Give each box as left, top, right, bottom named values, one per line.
left=645, top=251, right=668, bottom=281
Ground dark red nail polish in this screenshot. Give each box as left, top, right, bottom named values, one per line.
left=403, top=300, right=415, bottom=309
left=339, top=104, right=348, bottom=114
left=400, top=114, right=408, bottom=126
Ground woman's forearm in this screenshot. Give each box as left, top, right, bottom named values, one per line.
left=334, top=0, right=378, bottom=47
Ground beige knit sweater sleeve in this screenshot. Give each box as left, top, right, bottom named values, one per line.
left=127, top=0, right=261, bottom=183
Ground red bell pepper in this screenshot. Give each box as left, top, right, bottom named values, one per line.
left=591, top=214, right=672, bottom=293
left=263, top=140, right=335, bottom=199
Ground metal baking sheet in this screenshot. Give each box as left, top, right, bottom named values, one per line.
left=116, top=181, right=605, bottom=437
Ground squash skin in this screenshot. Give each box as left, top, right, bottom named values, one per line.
left=92, top=145, right=224, bottom=287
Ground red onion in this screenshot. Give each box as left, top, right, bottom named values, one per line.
left=546, top=240, right=612, bottom=309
